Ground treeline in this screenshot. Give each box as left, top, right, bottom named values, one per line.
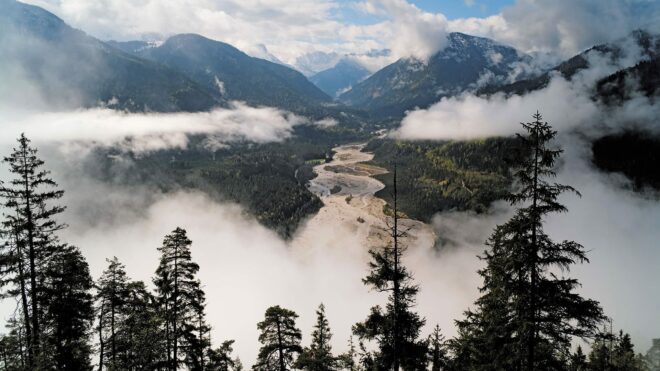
left=84, top=124, right=355, bottom=238
left=365, top=137, right=523, bottom=221
left=0, top=113, right=653, bottom=370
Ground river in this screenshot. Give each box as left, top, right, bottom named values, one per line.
left=292, top=143, right=436, bottom=252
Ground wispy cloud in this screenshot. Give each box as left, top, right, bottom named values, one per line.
left=0, top=102, right=306, bottom=153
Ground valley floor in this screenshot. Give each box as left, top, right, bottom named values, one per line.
left=292, top=143, right=435, bottom=251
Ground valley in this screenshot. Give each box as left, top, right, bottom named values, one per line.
left=0, top=0, right=659, bottom=369
left=293, top=144, right=435, bottom=251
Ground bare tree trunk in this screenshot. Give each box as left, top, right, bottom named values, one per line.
left=277, top=318, right=285, bottom=371
left=98, top=298, right=106, bottom=371
left=173, top=245, right=179, bottom=371
left=12, top=227, right=32, bottom=366
left=392, top=164, right=400, bottom=371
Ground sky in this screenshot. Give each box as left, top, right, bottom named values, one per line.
left=21, top=0, right=660, bottom=66
left=1, top=0, right=660, bottom=364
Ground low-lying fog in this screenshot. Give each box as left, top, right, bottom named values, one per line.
left=0, top=46, right=659, bottom=364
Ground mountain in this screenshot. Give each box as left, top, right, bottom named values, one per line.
left=478, top=30, right=660, bottom=97
left=0, top=0, right=220, bottom=112
left=338, top=32, right=529, bottom=118
left=106, top=40, right=159, bottom=54
left=596, top=56, right=660, bottom=103
left=310, top=58, right=371, bottom=97
left=134, top=34, right=332, bottom=114
left=293, top=51, right=343, bottom=77
left=247, top=44, right=289, bottom=66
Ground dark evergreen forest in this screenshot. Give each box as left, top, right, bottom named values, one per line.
left=0, top=113, right=653, bottom=370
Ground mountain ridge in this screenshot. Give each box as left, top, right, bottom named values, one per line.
left=338, top=32, right=530, bottom=119
left=0, top=0, right=221, bottom=112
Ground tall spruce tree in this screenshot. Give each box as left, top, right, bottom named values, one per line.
left=353, top=166, right=427, bottom=371
left=96, top=257, right=130, bottom=370
left=568, top=346, right=588, bottom=371
left=587, top=329, right=648, bottom=371
left=207, top=340, right=237, bottom=371
left=154, top=227, right=208, bottom=371
left=253, top=305, right=302, bottom=371
left=41, top=244, right=94, bottom=370
left=296, top=304, right=337, bottom=371
left=185, top=281, right=212, bottom=371
left=451, top=112, right=604, bottom=370
left=120, top=280, right=165, bottom=370
left=339, top=336, right=358, bottom=371
left=428, top=325, right=447, bottom=371
left=0, top=134, right=66, bottom=366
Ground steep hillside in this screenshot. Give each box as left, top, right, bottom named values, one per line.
left=0, top=0, right=220, bottom=112
left=479, top=30, right=660, bottom=97
left=136, top=34, right=332, bottom=115
left=310, top=58, right=371, bottom=97
left=339, top=32, right=528, bottom=118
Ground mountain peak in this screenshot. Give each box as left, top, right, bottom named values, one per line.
left=339, top=32, right=527, bottom=118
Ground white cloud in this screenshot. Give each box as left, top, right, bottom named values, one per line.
left=395, top=77, right=599, bottom=140
left=450, top=0, right=660, bottom=59
left=357, top=0, right=449, bottom=61
left=390, top=42, right=660, bottom=351
left=395, top=41, right=655, bottom=141
left=19, top=0, right=659, bottom=69
left=0, top=102, right=305, bottom=153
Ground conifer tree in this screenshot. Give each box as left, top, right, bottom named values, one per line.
left=353, top=166, right=427, bottom=371
left=96, top=257, right=130, bottom=370
left=121, top=280, right=165, bottom=370
left=154, top=227, right=207, bottom=371
left=587, top=329, right=648, bottom=371
left=207, top=340, right=237, bottom=371
left=0, top=134, right=66, bottom=366
left=568, top=346, right=588, bottom=371
left=41, top=244, right=94, bottom=370
left=451, top=112, right=605, bottom=369
left=253, top=305, right=302, bottom=371
left=0, top=318, right=28, bottom=369
left=185, top=281, right=212, bottom=371
left=296, top=304, right=337, bottom=371
left=428, top=325, right=447, bottom=371
left=339, top=336, right=358, bottom=371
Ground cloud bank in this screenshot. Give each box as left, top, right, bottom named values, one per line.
left=20, top=0, right=660, bottom=67
left=0, top=102, right=309, bottom=154
left=393, top=32, right=660, bottom=353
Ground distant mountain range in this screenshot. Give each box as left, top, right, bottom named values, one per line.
left=477, top=30, right=660, bottom=98
left=0, top=0, right=332, bottom=115
left=2, top=0, right=658, bottom=124
left=310, top=58, right=371, bottom=98
left=128, top=34, right=332, bottom=114
left=338, top=32, right=530, bottom=119
left=293, top=51, right=344, bottom=77
left=0, top=0, right=220, bottom=112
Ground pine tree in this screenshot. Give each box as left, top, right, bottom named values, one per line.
left=448, top=228, right=521, bottom=370
left=253, top=305, right=302, bottom=371
left=154, top=227, right=207, bottom=371
left=353, top=166, right=427, bottom=371
left=96, top=257, right=130, bottom=370
left=207, top=340, right=237, bottom=371
left=568, top=346, right=588, bottom=371
left=0, top=318, right=29, bottom=369
left=0, top=134, right=66, bottom=366
left=587, top=329, right=648, bottom=371
left=121, top=281, right=165, bottom=370
left=428, top=325, right=447, bottom=371
left=185, top=281, right=212, bottom=371
left=41, top=244, right=94, bottom=370
left=339, top=336, right=359, bottom=371
left=450, top=112, right=605, bottom=370
left=296, top=304, right=337, bottom=371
